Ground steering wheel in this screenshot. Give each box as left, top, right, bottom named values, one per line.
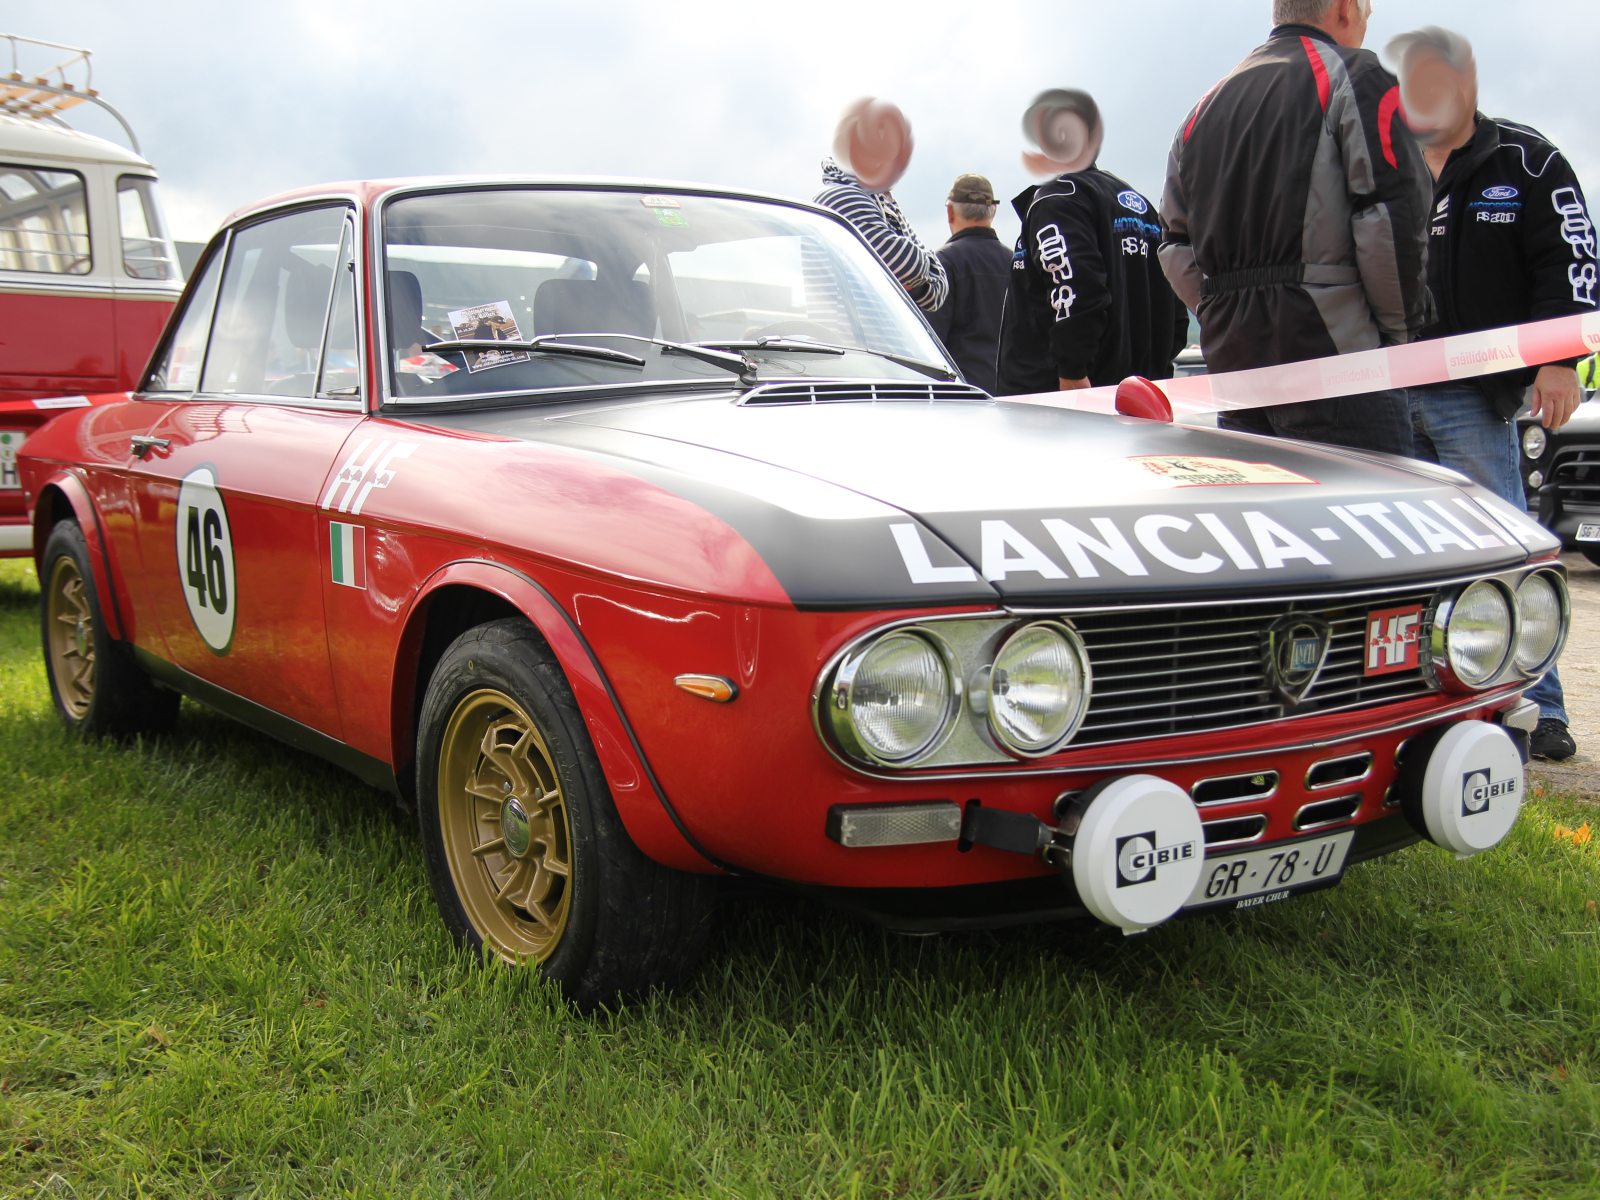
left=746, top=320, right=840, bottom=341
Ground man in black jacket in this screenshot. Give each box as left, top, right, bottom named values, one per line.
left=1159, top=0, right=1432, bottom=453
left=1387, top=26, right=1593, bottom=760
left=928, top=174, right=1012, bottom=394
left=996, top=161, right=1187, bottom=395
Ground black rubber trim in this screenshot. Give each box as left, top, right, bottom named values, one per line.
left=792, top=875, right=1089, bottom=934
left=61, top=468, right=129, bottom=643
left=439, top=559, right=739, bottom=874
left=1345, top=810, right=1424, bottom=864
left=131, top=645, right=398, bottom=794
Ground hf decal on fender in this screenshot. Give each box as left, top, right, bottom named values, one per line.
left=174, top=465, right=236, bottom=655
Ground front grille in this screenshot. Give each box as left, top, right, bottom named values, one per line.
left=739, top=380, right=988, bottom=406
left=1070, top=588, right=1438, bottom=746
left=1552, top=445, right=1600, bottom=511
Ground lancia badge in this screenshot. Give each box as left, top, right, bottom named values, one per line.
left=1264, top=614, right=1333, bottom=705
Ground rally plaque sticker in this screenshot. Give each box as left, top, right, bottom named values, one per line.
left=173, top=465, right=237, bottom=655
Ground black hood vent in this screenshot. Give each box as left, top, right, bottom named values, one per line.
left=738, top=380, right=990, bottom=406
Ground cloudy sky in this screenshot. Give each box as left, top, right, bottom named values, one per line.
left=29, top=0, right=1599, bottom=253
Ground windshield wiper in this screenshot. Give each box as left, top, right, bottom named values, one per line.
left=427, top=332, right=762, bottom=386
left=695, top=337, right=957, bottom=382
left=517, top=332, right=760, bottom=385
left=423, top=338, right=646, bottom=367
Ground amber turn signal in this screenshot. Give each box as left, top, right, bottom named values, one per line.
left=674, top=674, right=739, bottom=703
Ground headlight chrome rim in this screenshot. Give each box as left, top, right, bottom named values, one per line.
left=986, top=621, right=1093, bottom=758
left=1521, top=423, right=1547, bottom=461
left=826, top=629, right=959, bottom=766
left=1513, top=569, right=1568, bottom=677
left=1431, top=579, right=1516, bottom=691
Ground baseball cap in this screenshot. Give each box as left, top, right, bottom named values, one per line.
left=947, top=173, right=996, bottom=205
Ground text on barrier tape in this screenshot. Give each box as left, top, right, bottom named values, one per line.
left=1005, top=312, right=1600, bottom=418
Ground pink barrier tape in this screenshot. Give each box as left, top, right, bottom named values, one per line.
left=1007, top=312, right=1600, bottom=418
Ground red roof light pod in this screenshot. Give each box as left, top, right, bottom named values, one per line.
left=1114, top=376, right=1173, bottom=423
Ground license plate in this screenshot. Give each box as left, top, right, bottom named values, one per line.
left=1577, top=522, right=1600, bottom=542
left=0, top=430, right=21, bottom=490
left=1184, top=829, right=1355, bottom=913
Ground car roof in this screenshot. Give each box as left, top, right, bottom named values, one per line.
left=221, top=174, right=838, bottom=228
left=0, top=112, right=155, bottom=169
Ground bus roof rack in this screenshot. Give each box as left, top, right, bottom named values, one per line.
left=0, top=33, right=139, bottom=155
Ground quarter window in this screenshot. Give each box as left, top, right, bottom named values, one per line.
left=146, top=246, right=224, bottom=392
left=0, top=165, right=91, bottom=275
left=317, top=220, right=361, bottom=397
left=116, top=176, right=178, bottom=281
left=201, top=207, right=350, bottom=399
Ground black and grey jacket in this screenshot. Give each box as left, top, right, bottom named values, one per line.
left=1425, top=116, right=1598, bottom=418
left=814, top=160, right=948, bottom=313
left=996, top=167, right=1187, bottom=394
left=1159, top=24, right=1433, bottom=374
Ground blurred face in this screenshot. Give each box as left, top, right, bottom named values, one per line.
left=1400, top=49, right=1478, bottom=144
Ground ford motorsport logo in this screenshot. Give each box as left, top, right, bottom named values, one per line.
left=1117, top=832, right=1198, bottom=887
left=1462, top=768, right=1518, bottom=817
left=1483, top=186, right=1519, bottom=200
left=1117, top=190, right=1149, bottom=214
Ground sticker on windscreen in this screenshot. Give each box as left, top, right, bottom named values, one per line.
left=446, top=301, right=530, bottom=373
left=1129, top=457, right=1318, bottom=487
left=174, top=464, right=236, bottom=655
left=654, top=208, right=688, bottom=227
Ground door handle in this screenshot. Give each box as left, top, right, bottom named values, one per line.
left=130, top=436, right=171, bottom=459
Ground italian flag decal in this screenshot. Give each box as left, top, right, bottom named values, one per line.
left=329, top=521, right=366, bottom=589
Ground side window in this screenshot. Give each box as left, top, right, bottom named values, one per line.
left=146, top=247, right=224, bottom=392
left=317, top=220, right=360, bottom=397
left=0, top=165, right=91, bottom=275
left=116, top=176, right=178, bottom=281
left=200, top=206, right=350, bottom=399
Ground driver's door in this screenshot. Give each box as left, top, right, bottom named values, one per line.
left=128, top=205, right=363, bottom=738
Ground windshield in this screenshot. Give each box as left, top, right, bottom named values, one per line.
left=381, top=187, right=950, bottom=400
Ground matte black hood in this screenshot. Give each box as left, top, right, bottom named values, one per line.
left=415, top=394, right=1555, bottom=608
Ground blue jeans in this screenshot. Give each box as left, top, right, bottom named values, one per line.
left=1406, top=381, right=1567, bottom=723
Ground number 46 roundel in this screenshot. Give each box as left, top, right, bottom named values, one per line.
left=174, top=465, right=236, bottom=655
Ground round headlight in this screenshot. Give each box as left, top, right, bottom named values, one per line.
left=1522, top=423, right=1547, bottom=460
left=835, top=632, right=953, bottom=762
left=1514, top=572, right=1564, bottom=674
left=1444, top=581, right=1513, bottom=687
left=987, top=622, right=1092, bottom=755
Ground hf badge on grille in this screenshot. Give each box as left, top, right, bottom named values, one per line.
left=1365, top=604, right=1423, bottom=676
left=1264, top=614, right=1332, bottom=705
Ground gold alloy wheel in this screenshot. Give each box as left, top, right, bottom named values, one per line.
left=437, top=688, right=573, bottom=963
left=46, top=554, right=96, bottom=720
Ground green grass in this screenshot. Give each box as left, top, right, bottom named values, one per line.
left=3, top=559, right=1600, bottom=1198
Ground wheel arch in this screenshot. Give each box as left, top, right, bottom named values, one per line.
left=394, top=560, right=722, bottom=875
left=32, top=471, right=127, bottom=642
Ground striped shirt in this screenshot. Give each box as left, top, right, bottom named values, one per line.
left=814, top=159, right=949, bottom=314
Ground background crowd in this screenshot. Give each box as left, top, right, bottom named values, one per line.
left=811, top=0, right=1596, bottom=763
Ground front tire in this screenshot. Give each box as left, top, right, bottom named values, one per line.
left=416, top=618, right=715, bottom=1009
left=40, top=519, right=179, bottom=738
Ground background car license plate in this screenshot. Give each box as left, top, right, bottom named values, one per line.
left=1184, top=830, right=1355, bottom=913
left=0, top=430, right=23, bottom=490
left=1577, top=522, right=1600, bottom=542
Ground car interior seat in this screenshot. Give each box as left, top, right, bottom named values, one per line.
left=388, top=270, right=428, bottom=354
left=272, top=260, right=333, bottom=396
left=534, top=278, right=654, bottom=339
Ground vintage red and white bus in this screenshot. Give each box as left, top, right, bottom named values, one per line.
left=0, top=35, right=183, bottom=554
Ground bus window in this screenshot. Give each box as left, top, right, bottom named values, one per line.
left=117, top=176, right=178, bottom=281
left=0, top=165, right=91, bottom=275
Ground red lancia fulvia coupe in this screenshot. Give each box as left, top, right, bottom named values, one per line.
left=19, top=178, right=1568, bottom=1007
